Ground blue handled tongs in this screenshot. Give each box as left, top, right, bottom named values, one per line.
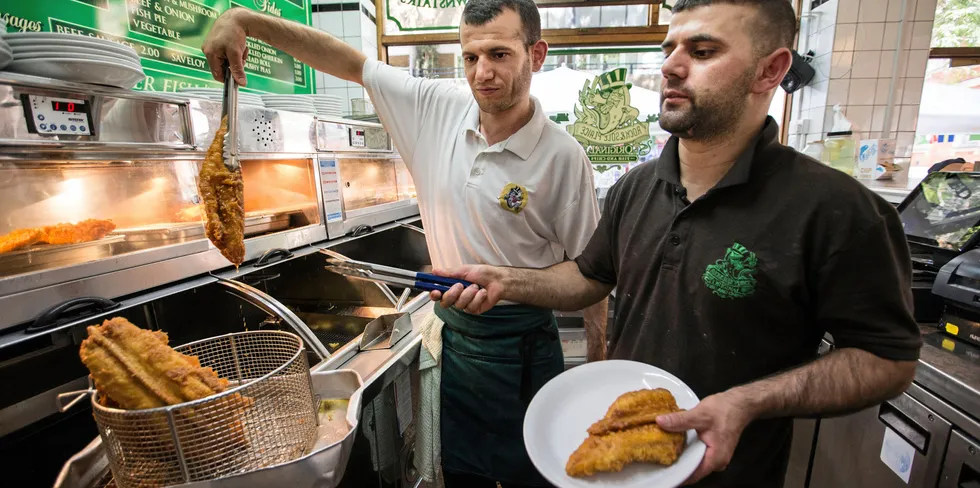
left=324, top=258, right=475, bottom=293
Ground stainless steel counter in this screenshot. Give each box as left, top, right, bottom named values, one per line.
left=314, top=301, right=428, bottom=387
left=820, top=326, right=980, bottom=426
left=786, top=327, right=980, bottom=488
left=914, top=326, right=980, bottom=426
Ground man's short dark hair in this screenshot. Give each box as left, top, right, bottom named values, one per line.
left=462, top=0, right=542, bottom=46
left=673, top=0, right=797, bottom=55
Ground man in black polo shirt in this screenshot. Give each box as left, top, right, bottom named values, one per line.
left=430, top=0, right=922, bottom=485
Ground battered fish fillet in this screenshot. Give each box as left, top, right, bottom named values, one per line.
left=587, top=388, right=683, bottom=436
left=566, top=423, right=686, bottom=477
left=175, top=203, right=205, bottom=222
left=79, top=317, right=229, bottom=409
left=198, top=117, right=245, bottom=267
left=0, top=219, right=116, bottom=254
left=0, top=228, right=44, bottom=253
left=80, top=318, right=253, bottom=481
left=566, top=389, right=687, bottom=477
left=41, top=219, right=117, bottom=245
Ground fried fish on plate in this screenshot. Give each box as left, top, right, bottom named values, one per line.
left=566, top=423, right=686, bottom=477
left=566, top=388, right=686, bottom=477
left=587, top=388, right=683, bottom=436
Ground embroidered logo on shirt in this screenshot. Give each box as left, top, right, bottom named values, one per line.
left=498, top=183, right=529, bottom=214
left=702, top=242, right=758, bottom=299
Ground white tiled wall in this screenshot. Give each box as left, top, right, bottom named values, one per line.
left=788, top=0, right=837, bottom=146
left=311, top=0, right=379, bottom=112
left=790, top=0, right=938, bottom=158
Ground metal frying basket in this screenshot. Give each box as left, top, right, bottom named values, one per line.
left=86, top=330, right=317, bottom=488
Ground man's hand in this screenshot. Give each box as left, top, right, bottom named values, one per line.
left=429, top=265, right=507, bottom=314
left=656, top=391, right=754, bottom=485
left=202, top=8, right=251, bottom=85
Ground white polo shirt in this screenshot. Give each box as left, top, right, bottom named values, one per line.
left=362, top=60, right=600, bottom=270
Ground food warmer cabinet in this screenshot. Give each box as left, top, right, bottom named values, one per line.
left=314, top=116, right=417, bottom=239
left=0, top=73, right=326, bottom=332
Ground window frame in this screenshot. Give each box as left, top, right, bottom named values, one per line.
left=375, top=0, right=802, bottom=145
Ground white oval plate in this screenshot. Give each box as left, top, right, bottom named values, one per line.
left=7, top=57, right=145, bottom=89
left=12, top=50, right=142, bottom=70
left=524, top=360, right=706, bottom=488
left=4, top=34, right=138, bottom=60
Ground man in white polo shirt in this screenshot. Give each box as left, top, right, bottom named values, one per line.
left=204, top=0, right=607, bottom=486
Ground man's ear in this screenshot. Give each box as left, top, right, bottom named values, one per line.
left=754, top=47, right=793, bottom=94
left=530, top=39, right=548, bottom=72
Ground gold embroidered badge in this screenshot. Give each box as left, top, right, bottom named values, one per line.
left=498, top=183, right=529, bottom=214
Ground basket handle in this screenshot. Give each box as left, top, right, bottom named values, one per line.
left=57, top=389, right=95, bottom=412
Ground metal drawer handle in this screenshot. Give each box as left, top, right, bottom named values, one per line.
left=253, top=248, right=294, bottom=268
left=879, top=401, right=930, bottom=453
left=28, top=297, right=120, bottom=333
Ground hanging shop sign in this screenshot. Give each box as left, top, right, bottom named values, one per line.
left=385, top=0, right=466, bottom=32
left=1, top=0, right=313, bottom=94
left=566, top=68, right=657, bottom=166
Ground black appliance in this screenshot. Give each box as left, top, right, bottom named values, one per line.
left=898, top=171, right=980, bottom=325
left=932, top=249, right=980, bottom=348
left=781, top=50, right=816, bottom=94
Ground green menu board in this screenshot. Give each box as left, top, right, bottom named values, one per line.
left=1, top=0, right=313, bottom=94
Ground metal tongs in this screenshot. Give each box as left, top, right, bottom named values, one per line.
left=221, top=63, right=240, bottom=171
left=325, top=258, right=476, bottom=293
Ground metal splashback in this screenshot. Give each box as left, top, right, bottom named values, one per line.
left=205, top=105, right=318, bottom=155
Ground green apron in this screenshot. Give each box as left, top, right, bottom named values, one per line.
left=435, top=303, right=563, bottom=486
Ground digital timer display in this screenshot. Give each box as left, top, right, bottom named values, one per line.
left=23, top=94, right=94, bottom=136
left=51, top=101, right=87, bottom=113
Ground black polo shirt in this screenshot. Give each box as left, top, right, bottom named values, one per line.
left=575, top=117, right=922, bottom=487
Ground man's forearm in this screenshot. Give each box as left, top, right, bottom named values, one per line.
left=500, top=261, right=612, bottom=311
left=583, top=298, right=608, bottom=361
left=732, top=348, right=917, bottom=420
left=235, top=8, right=366, bottom=84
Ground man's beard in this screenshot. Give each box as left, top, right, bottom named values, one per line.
left=473, top=57, right=532, bottom=114
left=659, top=67, right=755, bottom=141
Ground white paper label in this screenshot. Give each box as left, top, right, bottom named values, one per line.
left=880, top=427, right=914, bottom=483
left=318, top=159, right=343, bottom=222
left=394, top=370, right=413, bottom=436
left=857, top=139, right=880, bottom=179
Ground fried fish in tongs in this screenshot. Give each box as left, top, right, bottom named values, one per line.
left=199, top=63, right=245, bottom=266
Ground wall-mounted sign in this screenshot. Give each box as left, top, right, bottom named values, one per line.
left=567, top=68, right=656, bottom=165
left=1, top=0, right=313, bottom=94
left=385, top=0, right=465, bottom=32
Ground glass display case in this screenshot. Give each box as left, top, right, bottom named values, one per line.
left=0, top=157, right=321, bottom=280
left=0, top=159, right=202, bottom=278
left=339, top=157, right=416, bottom=214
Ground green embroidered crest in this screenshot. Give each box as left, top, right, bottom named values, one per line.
left=702, top=243, right=758, bottom=299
